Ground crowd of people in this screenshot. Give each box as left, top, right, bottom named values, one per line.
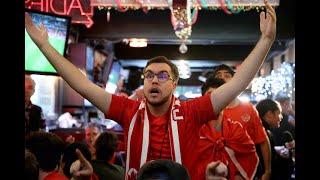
left=25, top=1, right=295, bottom=179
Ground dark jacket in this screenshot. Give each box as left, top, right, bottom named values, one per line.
left=91, top=160, right=124, bottom=180
left=25, top=103, right=46, bottom=135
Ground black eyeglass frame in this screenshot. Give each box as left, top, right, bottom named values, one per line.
left=141, top=71, right=174, bottom=83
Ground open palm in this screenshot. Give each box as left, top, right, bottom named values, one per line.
left=25, top=12, right=49, bottom=48
left=260, top=0, right=277, bottom=41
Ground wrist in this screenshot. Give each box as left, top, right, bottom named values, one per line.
left=264, top=169, right=272, bottom=174
left=260, top=34, right=275, bottom=44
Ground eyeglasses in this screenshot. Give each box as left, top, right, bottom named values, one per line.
left=141, top=72, right=174, bottom=83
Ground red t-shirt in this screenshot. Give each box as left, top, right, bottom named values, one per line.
left=43, top=171, right=68, bottom=180
left=105, top=94, right=217, bottom=179
left=223, top=100, right=267, bottom=144
left=197, top=117, right=258, bottom=180
left=146, top=108, right=172, bottom=161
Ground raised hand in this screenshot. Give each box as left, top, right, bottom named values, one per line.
left=66, top=135, right=76, bottom=144
left=25, top=12, right=49, bottom=48
left=70, top=149, right=93, bottom=180
left=206, top=161, right=228, bottom=180
left=260, top=0, right=277, bottom=41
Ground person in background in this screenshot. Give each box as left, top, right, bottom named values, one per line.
left=273, top=92, right=295, bottom=179
left=212, top=64, right=272, bottom=180
left=25, top=75, right=46, bottom=135
left=66, top=122, right=103, bottom=158
left=274, top=92, right=295, bottom=135
left=91, top=131, right=125, bottom=180
left=255, top=99, right=293, bottom=180
left=197, top=77, right=258, bottom=180
left=115, top=76, right=131, bottom=98
left=25, top=131, right=68, bottom=180
left=83, top=122, right=104, bottom=147
left=25, top=149, right=39, bottom=180
left=128, top=86, right=145, bottom=101
left=136, top=159, right=190, bottom=180
left=58, top=142, right=96, bottom=179
left=25, top=1, right=276, bottom=179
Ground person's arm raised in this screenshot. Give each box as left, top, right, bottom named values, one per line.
left=25, top=12, right=111, bottom=114
left=211, top=0, right=276, bottom=114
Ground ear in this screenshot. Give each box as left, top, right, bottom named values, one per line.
left=265, top=110, right=274, bottom=119
left=172, top=81, right=177, bottom=90
left=31, top=88, right=35, bottom=95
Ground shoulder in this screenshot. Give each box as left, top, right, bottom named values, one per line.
left=238, top=101, right=259, bottom=114
left=30, top=104, right=43, bottom=112
left=111, top=94, right=139, bottom=106
left=112, top=164, right=125, bottom=172
left=183, top=94, right=211, bottom=107
left=238, top=100, right=255, bottom=108
left=31, top=103, right=42, bottom=109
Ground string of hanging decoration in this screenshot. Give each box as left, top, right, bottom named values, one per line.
left=93, top=0, right=280, bottom=53
left=251, top=62, right=295, bottom=98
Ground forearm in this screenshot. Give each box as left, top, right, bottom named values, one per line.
left=211, top=35, right=274, bottom=114
left=39, top=42, right=112, bottom=113
left=232, top=35, right=274, bottom=90
left=260, top=137, right=272, bottom=172
left=39, top=43, right=90, bottom=91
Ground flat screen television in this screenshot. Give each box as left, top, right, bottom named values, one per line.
left=25, top=9, right=71, bottom=75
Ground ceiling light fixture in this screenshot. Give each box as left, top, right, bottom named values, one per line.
left=176, top=60, right=191, bottom=79
left=128, top=38, right=148, bottom=47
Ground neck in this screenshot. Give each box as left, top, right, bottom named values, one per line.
left=25, top=100, right=31, bottom=108
left=147, top=96, right=173, bottom=117
left=38, top=169, right=51, bottom=180
left=57, top=164, right=65, bottom=177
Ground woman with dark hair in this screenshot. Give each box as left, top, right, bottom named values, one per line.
left=256, top=99, right=293, bottom=180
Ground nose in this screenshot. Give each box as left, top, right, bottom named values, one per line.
left=151, top=75, right=160, bottom=83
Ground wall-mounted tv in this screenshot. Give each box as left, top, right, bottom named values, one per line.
left=25, top=9, right=71, bottom=75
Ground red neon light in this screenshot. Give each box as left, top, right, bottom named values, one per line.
left=25, top=0, right=94, bottom=28
left=50, top=0, right=67, bottom=15
left=30, top=0, right=44, bottom=11
left=67, top=0, right=84, bottom=15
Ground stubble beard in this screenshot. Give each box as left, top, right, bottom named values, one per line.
left=146, top=93, right=172, bottom=107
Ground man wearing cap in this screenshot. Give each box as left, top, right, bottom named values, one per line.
left=212, top=64, right=272, bottom=180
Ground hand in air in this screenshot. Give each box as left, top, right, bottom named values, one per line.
left=70, top=149, right=93, bottom=180
left=260, top=0, right=277, bottom=41
left=25, top=12, right=49, bottom=48
left=206, top=161, right=228, bottom=180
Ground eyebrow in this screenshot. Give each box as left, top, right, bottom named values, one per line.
left=145, top=70, right=169, bottom=74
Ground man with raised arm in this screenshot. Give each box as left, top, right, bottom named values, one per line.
left=25, top=1, right=276, bottom=179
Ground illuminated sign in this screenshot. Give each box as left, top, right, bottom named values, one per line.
left=25, top=0, right=94, bottom=28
